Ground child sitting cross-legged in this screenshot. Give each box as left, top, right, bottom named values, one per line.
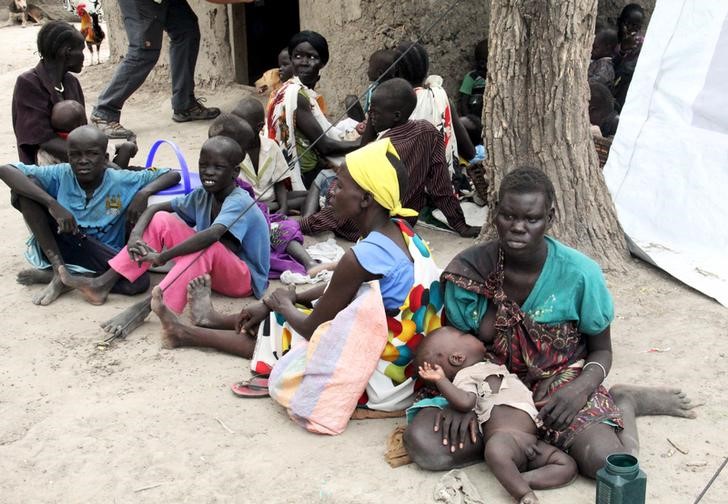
left=58, top=136, right=271, bottom=339
left=415, top=327, right=577, bottom=504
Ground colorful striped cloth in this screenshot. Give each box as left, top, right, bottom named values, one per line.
left=252, top=220, right=444, bottom=434
left=268, top=281, right=389, bottom=435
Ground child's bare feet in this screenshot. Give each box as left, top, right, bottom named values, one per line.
left=610, top=385, right=698, bottom=418
left=31, top=274, right=71, bottom=306
left=187, top=275, right=214, bottom=327
left=58, top=266, right=112, bottom=305
left=101, top=298, right=151, bottom=340
left=151, top=286, right=184, bottom=349
left=17, top=268, right=53, bottom=285
left=519, top=491, right=539, bottom=504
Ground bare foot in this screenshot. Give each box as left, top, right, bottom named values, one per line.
left=17, top=268, right=53, bottom=285
left=152, top=286, right=185, bottom=349
left=519, top=491, right=540, bottom=504
left=187, top=275, right=215, bottom=327
left=101, top=298, right=151, bottom=340
left=58, top=265, right=111, bottom=306
left=31, top=275, right=71, bottom=306
left=610, top=385, right=698, bottom=419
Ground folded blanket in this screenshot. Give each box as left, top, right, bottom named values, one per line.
left=268, top=281, right=389, bottom=435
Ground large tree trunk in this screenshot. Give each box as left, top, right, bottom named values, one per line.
left=481, top=0, right=628, bottom=271
left=100, top=0, right=124, bottom=63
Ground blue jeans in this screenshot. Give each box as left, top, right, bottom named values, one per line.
left=93, top=0, right=200, bottom=121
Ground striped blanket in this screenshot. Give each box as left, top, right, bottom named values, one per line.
left=252, top=220, right=444, bottom=434
left=268, top=281, right=388, bottom=435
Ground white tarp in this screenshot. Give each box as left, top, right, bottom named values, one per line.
left=604, top=0, right=728, bottom=306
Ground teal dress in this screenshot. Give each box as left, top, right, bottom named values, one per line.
left=409, top=236, right=622, bottom=450
left=444, top=236, right=614, bottom=336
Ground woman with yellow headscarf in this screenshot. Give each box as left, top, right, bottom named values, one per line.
left=150, top=139, right=444, bottom=434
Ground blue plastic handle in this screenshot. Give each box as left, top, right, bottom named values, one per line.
left=145, top=139, right=191, bottom=193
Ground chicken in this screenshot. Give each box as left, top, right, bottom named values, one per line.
left=77, top=2, right=105, bottom=65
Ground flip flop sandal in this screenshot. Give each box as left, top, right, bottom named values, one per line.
left=230, top=376, right=269, bottom=398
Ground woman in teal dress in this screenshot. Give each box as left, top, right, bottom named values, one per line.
left=404, top=167, right=698, bottom=478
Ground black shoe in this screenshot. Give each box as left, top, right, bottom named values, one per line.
left=172, top=97, right=221, bottom=123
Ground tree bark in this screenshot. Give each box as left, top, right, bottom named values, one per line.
left=101, top=0, right=128, bottom=63
left=481, top=0, right=628, bottom=271
left=100, top=0, right=124, bottom=63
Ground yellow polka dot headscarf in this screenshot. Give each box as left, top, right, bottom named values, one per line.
left=344, top=139, right=418, bottom=218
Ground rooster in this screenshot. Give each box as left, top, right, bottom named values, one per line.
left=76, top=3, right=105, bottom=65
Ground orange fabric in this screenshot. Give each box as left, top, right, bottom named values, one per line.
left=316, top=95, right=328, bottom=115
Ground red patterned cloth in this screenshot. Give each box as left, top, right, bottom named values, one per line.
left=442, top=247, right=623, bottom=450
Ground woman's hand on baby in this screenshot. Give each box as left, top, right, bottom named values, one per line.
left=537, top=381, right=590, bottom=431
left=263, top=286, right=296, bottom=312
left=418, top=362, right=445, bottom=382
left=433, top=409, right=479, bottom=452
left=235, top=301, right=270, bottom=335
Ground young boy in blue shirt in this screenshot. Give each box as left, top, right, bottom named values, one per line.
left=58, top=136, right=271, bottom=340
left=0, top=125, right=180, bottom=306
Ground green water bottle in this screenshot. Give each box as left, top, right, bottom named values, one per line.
left=595, top=453, right=647, bottom=504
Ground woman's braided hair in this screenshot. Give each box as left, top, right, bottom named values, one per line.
left=37, top=20, right=78, bottom=60
left=394, top=41, right=430, bottom=87
left=498, top=166, right=556, bottom=209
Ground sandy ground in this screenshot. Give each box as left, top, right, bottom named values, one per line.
left=0, top=24, right=727, bottom=504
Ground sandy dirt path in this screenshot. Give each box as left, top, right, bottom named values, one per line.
left=0, top=24, right=726, bottom=504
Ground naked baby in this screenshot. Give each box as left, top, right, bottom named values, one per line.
left=415, top=327, right=577, bottom=503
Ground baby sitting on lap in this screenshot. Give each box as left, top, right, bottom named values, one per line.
left=415, top=327, right=577, bottom=504
left=50, top=100, right=87, bottom=138
left=36, top=100, right=88, bottom=165
left=39, top=100, right=138, bottom=168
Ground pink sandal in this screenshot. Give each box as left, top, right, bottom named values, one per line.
left=230, top=376, right=269, bottom=398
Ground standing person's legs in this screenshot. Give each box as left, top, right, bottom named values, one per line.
left=166, top=0, right=220, bottom=121
left=165, top=0, right=199, bottom=112
left=92, top=0, right=166, bottom=136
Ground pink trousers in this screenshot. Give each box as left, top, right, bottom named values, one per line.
left=108, top=212, right=252, bottom=313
